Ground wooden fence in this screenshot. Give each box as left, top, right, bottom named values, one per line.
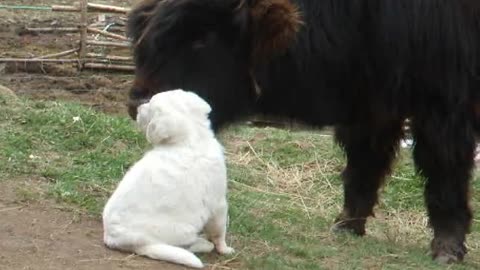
left=0, top=1, right=134, bottom=71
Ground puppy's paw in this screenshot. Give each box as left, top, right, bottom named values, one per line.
left=189, top=238, right=215, bottom=253
left=217, top=246, right=235, bottom=255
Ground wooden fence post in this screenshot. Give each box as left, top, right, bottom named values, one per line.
left=0, top=2, right=135, bottom=72
left=78, top=0, right=88, bottom=70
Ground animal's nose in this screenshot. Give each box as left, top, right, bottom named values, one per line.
left=127, top=98, right=150, bottom=120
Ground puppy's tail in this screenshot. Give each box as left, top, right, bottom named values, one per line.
left=135, top=243, right=204, bottom=268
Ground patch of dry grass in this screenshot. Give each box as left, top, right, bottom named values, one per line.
left=218, top=126, right=480, bottom=269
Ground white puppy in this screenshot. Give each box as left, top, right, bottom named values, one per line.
left=102, top=89, right=234, bottom=269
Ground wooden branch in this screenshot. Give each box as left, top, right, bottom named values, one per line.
left=87, top=3, right=130, bottom=14
left=83, top=58, right=132, bottom=65
left=88, top=24, right=125, bottom=33
left=51, top=3, right=130, bottom=13
left=87, top=27, right=127, bottom=41
left=86, top=53, right=132, bottom=61
left=78, top=0, right=88, bottom=70
left=25, top=27, right=79, bottom=33
left=51, top=5, right=80, bottom=12
left=35, top=48, right=79, bottom=59
left=86, top=40, right=131, bottom=48
left=84, top=62, right=134, bottom=71
left=105, top=26, right=126, bottom=33
left=82, top=58, right=132, bottom=64
left=0, top=58, right=79, bottom=63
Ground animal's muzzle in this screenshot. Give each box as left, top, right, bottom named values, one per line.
left=127, top=98, right=150, bottom=120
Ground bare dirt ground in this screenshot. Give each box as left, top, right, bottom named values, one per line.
left=0, top=179, right=192, bottom=270
left=0, top=1, right=207, bottom=269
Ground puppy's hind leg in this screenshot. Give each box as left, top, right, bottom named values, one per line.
left=188, top=237, right=215, bottom=253
left=108, top=223, right=206, bottom=268
left=135, top=243, right=204, bottom=268
left=204, top=201, right=234, bottom=255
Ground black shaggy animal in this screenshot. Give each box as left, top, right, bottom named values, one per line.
left=126, top=0, right=480, bottom=263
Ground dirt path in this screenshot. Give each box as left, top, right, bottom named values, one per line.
left=0, top=179, right=193, bottom=270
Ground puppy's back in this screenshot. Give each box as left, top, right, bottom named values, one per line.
left=103, top=135, right=226, bottom=236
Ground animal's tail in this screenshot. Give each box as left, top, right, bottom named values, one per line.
left=135, top=243, right=204, bottom=269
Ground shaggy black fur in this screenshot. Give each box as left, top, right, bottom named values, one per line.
left=126, top=0, right=480, bottom=263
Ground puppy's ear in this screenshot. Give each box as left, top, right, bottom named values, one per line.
left=184, top=91, right=212, bottom=116
left=146, top=115, right=187, bottom=144
left=136, top=103, right=152, bottom=133
left=249, top=0, right=303, bottom=62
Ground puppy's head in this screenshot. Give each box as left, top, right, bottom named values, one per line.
left=136, top=89, right=212, bottom=144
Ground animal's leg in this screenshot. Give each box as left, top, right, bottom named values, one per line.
left=187, top=237, right=215, bottom=253
left=412, top=111, right=474, bottom=263
left=135, top=243, right=204, bottom=268
left=204, top=201, right=234, bottom=255
left=104, top=222, right=199, bottom=250
left=104, top=224, right=205, bottom=268
left=332, top=121, right=403, bottom=235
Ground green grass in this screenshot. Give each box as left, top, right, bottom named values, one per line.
left=1, top=92, right=480, bottom=269
left=0, top=94, right=146, bottom=212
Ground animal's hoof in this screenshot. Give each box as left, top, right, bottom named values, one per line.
left=434, top=252, right=460, bottom=264
left=331, top=213, right=366, bottom=236
left=431, top=236, right=466, bottom=264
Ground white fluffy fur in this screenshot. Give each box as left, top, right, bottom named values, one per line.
left=102, top=89, right=234, bottom=269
